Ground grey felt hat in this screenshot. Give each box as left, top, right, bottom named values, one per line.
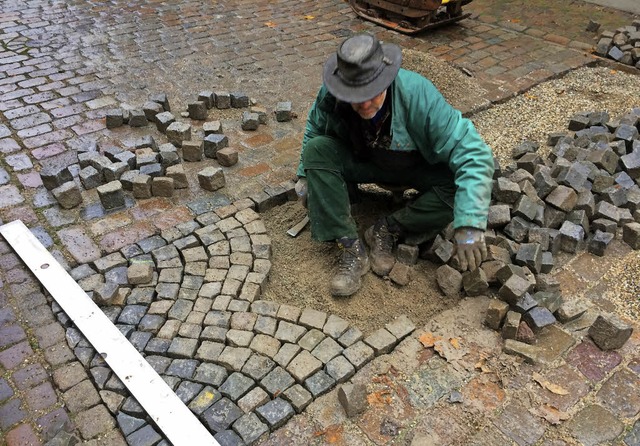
left=323, top=33, right=402, bottom=103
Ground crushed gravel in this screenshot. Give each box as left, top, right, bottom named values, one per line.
left=471, top=66, right=640, bottom=165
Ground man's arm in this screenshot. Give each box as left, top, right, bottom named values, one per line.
left=420, top=84, right=495, bottom=231
left=297, top=87, right=331, bottom=178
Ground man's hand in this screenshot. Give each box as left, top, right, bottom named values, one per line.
left=453, top=227, right=487, bottom=271
left=295, top=177, right=308, bottom=208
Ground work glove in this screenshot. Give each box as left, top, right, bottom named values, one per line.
left=453, top=227, right=487, bottom=271
left=295, top=177, right=308, bottom=208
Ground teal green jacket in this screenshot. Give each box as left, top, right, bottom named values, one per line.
left=297, top=68, right=494, bottom=230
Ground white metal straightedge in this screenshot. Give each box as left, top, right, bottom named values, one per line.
left=0, top=220, right=219, bottom=446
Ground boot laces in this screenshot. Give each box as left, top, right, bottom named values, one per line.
left=338, top=243, right=362, bottom=274
left=373, top=222, right=395, bottom=253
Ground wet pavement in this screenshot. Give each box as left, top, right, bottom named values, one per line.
left=0, top=0, right=639, bottom=445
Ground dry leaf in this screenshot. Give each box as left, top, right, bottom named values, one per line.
left=510, top=18, right=521, bottom=23
left=264, top=21, right=277, bottom=28
left=313, top=425, right=344, bottom=443
left=434, top=339, right=468, bottom=362
left=367, top=390, right=392, bottom=406
left=450, top=337, right=462, bottom=349
left=531, top=404, right=569, bottom=425
left=303, top=15, right=315, bottom=20
left=419, top=332, right=442, bottom=348
left=532, top=372, right=569, bottom=395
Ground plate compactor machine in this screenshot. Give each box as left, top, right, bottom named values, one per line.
left=349, top=0, right=473, bottom=35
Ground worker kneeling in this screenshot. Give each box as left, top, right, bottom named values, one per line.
left=296, top=32, right=494, bottom=297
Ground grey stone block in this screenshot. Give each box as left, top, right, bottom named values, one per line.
left=150, top=93, right=171, bottom=112
left=198, top=91, right=214, bottom=109
left=188, top=101, right=207, bottom=120
left=202, top=398, right=242, bottom=432
left=79, top=166, right=101, bottom=189
left=143, top=101, right=163, bottom=122
left=203, top=121, right=223, bottom=135
left=181, top=140, right=203, bottom=162
left=589, top=314, right=633, bottom=350
left=462, top=268, right=489, bottom=296
left=559, top=220, right=585, bottom=253
left=233, top=413, right=268, bottom=445
left=230, top=92, right=250, bottom=108
left=219, top=372, right=254, bottom=401
left=105, top=108, right=124, bottom=128
left=435, top=264, right=462, bottom=297
left=132, top=175, right=152, bottom=199
left=255, top=398, right=294, bottom=429
left=623, top=222, right=640, bottom=249
left=485, top=299, right=510, bottom=330
left=203, top=134, right=229, bottom=159
left=129, top=109, right=148, bottom=127
left=214, top=91, right=231, bottom=109
left=241, top=111, right=260, bottom=131
left=338, top=383, right=368, bottom=418
left=522, top=307, right=556, bottom=332
left=261, top=366, right=295, bottom=397
left=304, top=370, right=335, bottom=398
left=198, top=167, right=225, bottom=191
left=139, top=163, right=163, bottom=178
left=97, top=180, right=125, bottom=209
left=41, top=164, right=73, bottom=191
left=515, top=243, right=542, bottom=274
left=493, top=177, right=520, bottom=203
left=166, top=122, right=191, bottom=147
left=216, top=147, right=239, bottom=167
left=155, top=111, right=175, bottom=133
left=275, top=101, right=293, bottom=122
left=282, top=384, right=312, bottom=413
left=52, top=181, right=82, bottom=209
left=165, top=164, right=188, bottom=189
left=151, top=176, right=174, bottom=197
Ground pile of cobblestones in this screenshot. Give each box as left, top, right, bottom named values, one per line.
left=430, top=107, right=640, bottom=359
left=594, top=19, right=640, bottom=69
left=46, top=195, right=417, bottom=445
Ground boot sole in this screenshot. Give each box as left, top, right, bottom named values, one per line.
left=331, top=257, right=370, bottom=297
left=364, top=226, right=395, bottom=277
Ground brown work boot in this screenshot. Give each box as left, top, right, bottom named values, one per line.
left=330, top=238, right=370, bottom=297
left=364, top=217, right=397, bottom=276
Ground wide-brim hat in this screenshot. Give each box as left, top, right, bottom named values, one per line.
left=323, top=33, right=402, bottom=104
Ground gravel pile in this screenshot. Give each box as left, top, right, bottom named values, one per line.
left=472, top=66, right=640, bottom=165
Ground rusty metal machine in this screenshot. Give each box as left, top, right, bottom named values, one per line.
left=348, top=0, right=473, bottom=35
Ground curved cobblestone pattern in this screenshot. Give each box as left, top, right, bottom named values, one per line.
left=52, top=203, right=416, bottom=444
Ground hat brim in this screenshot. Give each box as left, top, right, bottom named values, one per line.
left=323, top=43, right=402, bottom=103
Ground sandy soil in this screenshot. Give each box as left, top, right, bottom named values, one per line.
left=260, top=193, right=457, bottom=336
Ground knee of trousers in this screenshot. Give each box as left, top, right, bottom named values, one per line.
left=302, top=135, right=346, bottom=171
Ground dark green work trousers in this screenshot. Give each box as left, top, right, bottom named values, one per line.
left=302, top=135, right=456, bottom=242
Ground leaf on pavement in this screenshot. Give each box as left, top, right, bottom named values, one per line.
left=419, top=332, right=442, bottom=348
left=303, top=15, right=315, bottom=20
left=367, top=390, right=392, bottom=406
left=434, top=339, right=468, bottom=362
left=532, top=372, right=569, bottom=395
left=531, top=404, right=569, bottom=425
left=264, top=21, right=277, bottom=28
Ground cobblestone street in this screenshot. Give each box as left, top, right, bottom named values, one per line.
left=1, top=0, right=640, bottom=445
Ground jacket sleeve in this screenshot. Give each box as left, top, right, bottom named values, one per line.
left=297, top=88, right=330, bottom=178
left=420, top=82, right=494, bottom=230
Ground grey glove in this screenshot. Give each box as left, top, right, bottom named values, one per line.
left=294, top=177, right=308, bottom=208
left=454, top=227, right=487, bottom=271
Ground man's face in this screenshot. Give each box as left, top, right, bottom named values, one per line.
left=351, top=90, right=386, bottom=120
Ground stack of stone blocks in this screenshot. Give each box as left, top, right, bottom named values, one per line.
left=594, top=19, right=640, bottom=69
left=47, top=197, right=416, bottom=444
left=422, top=107, right=640, bottom=358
